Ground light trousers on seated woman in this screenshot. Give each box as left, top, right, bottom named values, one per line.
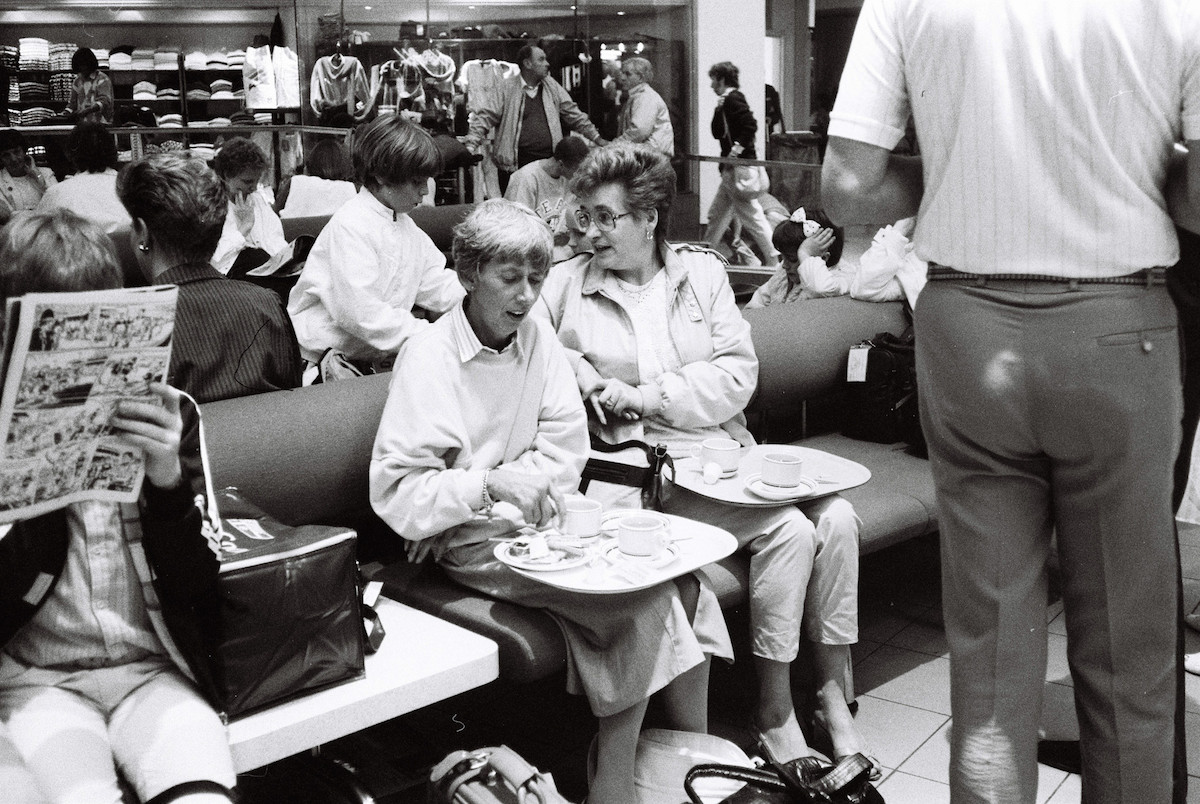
left=662, top=491, right=859, bottom=661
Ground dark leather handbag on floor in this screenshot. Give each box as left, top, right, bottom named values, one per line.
left=685, top=753, right=884, bottom=804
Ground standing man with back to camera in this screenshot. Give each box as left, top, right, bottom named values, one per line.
left=823, top=1, right=1200, bottom=802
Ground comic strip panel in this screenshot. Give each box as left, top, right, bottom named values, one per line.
left=25, top=301, right=174, bottom=353
left=0, top=460, right=39, bottom=512
left=14, top=351, right=108, bottom=410
left=86, top=442, right=143, bottom=495
left=92, top=350, right=171, bottom=400
left=31, top=445, right=90, bottom=504
left=5, top=402, right=112, bottom=460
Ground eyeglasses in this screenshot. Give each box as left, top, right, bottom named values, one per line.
left=574, top=208, right=633, bottom=232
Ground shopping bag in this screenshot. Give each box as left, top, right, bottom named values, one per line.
left=732, top=164, right=769, bottom=200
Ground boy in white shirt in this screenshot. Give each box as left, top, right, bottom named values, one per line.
left=287, top=116, right=465, bottom=374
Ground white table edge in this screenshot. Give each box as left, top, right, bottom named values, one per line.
left=227, top=596, right=499, bottom=773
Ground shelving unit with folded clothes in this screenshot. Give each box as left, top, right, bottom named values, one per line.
left=2, top=39, right=77, bottom=127
left=108, top=50, right=186, bottom=129
left=181, top=49, right=248, bottom=130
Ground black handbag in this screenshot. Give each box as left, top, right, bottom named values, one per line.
left=202, top=488, right=369, bottom=720
left=841, top=328, right=926, bottom=457
left=685, top=753, right=884, bottom=804
left=579, top=435, right=675, bottom=511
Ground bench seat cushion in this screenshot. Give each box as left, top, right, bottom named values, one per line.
left=797, top=433, right=938, bottom=554
left=371, top=560, right=568, bottom=684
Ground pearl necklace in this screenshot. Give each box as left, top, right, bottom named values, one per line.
left=614, top=269, right=663, bottom=307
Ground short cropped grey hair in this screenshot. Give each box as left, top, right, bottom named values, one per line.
left=621, top=57, right=653, bottom=84
left=451, top=199, right=553, bottom=284
left=117, top=152, right=228, bottom=263
left=0, top=209, right=120, bottom=301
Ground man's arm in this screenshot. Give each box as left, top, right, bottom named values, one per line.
left=1167, top=140, right=1200, bottom=236
left=551, top=80, right=603, bottom=144
left=822, top=135, right=923, bottom=227
left=1188, top=139, right=1200, bottom=214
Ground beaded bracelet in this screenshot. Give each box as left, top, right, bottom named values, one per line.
left=481, top=469, right=495, bottom=514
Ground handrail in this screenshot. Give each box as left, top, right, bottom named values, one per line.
left=681, top=153, right=822, bottom=171
left=11, top=124, right=350, bottom=137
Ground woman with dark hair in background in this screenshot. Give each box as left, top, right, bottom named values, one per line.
left=0, top=129, right=56, bottom=226
left=36, top=122, right=130, bottom=233
left=209, top=137, right=288, bottom=274
left=275, top=137, right=357, bottom=219
left=65, top=47, right=113, bottom=125
left=703, top=61, right=778, bottom=267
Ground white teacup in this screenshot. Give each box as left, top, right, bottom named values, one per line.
left=563, top=496, right=603, bottom=539
left=617, top=515, right=667, bottom=557
left=761, top=453, right=804, bottom=488
left=690, top=437, right=742, bottom=475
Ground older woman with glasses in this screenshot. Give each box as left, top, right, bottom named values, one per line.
left=370, top=199, right=732, bottom=804
left=534, top=143, right=877, bottom=780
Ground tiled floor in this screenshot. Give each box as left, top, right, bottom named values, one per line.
left=851, top=520, right=1200, bottom=804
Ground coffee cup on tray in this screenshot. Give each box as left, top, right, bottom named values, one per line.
left=760, top=453, right=804, bottom=488
left=617, top=515, right=667, bottom=557
left=690, top=437, right=741, bottom=477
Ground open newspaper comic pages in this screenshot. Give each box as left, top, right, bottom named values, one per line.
left=0, top=285, right=177, bottom=525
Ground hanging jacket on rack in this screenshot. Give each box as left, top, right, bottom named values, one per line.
left=310, top=55, right=370, bottom=117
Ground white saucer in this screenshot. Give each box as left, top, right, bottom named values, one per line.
left=494, top=541, right=590, bottom=572
left=604, top=542, right=680, bottom=569
left=743, top=473, right=816, bottom=502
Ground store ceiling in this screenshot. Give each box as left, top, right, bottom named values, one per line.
left=0, top=0, right=685, bottom=27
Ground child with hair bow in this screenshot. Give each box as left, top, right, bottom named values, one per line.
left=745, top=207, right=852, bottom=308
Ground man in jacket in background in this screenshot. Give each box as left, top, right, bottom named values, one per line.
left=465, top=44, right=606, bottom=193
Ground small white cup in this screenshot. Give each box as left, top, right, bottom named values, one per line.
left=761, top=453, right=804, bottom=488
left=563, top=495, right=603, bottom=539
left=690, top=437, right=742, bottom=475
left=617, top=515, right=667, bottom=557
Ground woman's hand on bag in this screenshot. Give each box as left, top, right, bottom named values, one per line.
left=486, top=469, right=564, bottom=529
left=593, top=378, right=643, bottom=422
left=109, top=382, right=183, bottom=490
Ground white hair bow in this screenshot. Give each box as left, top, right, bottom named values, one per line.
left=789, top=207, right=822, bottom=237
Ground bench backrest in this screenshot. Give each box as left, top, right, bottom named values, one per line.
left=199, top=373, right=393, bottom=526
left=280, top=203, right=477, bottom=254
left=198, top=295, right=907, bottom=524
left=742, top=295, right=907, bottom=413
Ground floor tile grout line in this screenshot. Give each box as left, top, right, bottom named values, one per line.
left=888, top=715, right=952, bottom=784
left=857, top=691, right=952, bottom=719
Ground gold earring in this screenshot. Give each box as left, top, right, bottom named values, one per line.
left=645, top=228, right=654, bottom=241
left=137, top=243, right=150, bottom=253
